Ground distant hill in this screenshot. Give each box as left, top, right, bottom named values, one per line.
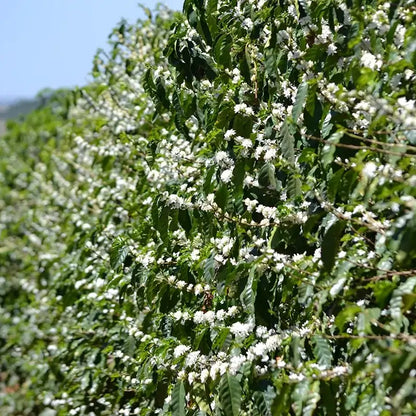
left=0, top=97, right=42, bottom=121
left=0, top=96, right=47, bottom=136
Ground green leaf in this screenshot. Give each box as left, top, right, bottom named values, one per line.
left=320, top=382, right=337, bottom=414
left=178, top=209, right=192, bottom=235
left=271, top=383, right=291, bottom=415
left=357, top=307, right=380, bottom=334
left=298, top=0, right=310, bottom=15
left=204, top=253, right=215, bottom=281
left=171, top=380, right=186, bottom=416
left=233, top=114, right=253, bottom=137
left=172, top=91, right=190, bottom=138
left=280, top=120, right=295, bottom=162
left=292, top=82, right=308, bottom=123
left=321, top=111, right=333, bottom=139
left=253, top=390, right=272, bottom=416
left=302, top=380, right=320, bottom=416
left=373, top=280, right=396, bottom=308
left=240, top=266, right=257, bottom=316
left=291, top=379, right=309, bottom=416
left=155, top=77, right=170, bottom=109
left=321, top=131, right=343, bottom=167
left=158, top=205, right=170, bottom=242
left=110, top=237, right=129, bottom=269
left=124, top=335, right=136, bottom=357
left=305, top=80, right=317, bottom=117
left=203, top=165, right=216, bottom=195
left=216, top=103, right=234, bottom=129
left=215, top=183, right=228, bottom=210
left=327, top=168, right=344, bottom=202
left=206, top=0, right=219, bottom=39
left=321, top=220, right=345, bottom=272
left=390, top=276, right=416, bottom=327
left=212, top=327, right=231, bottom=349
left=258, top=163, right=277, bottom=189
left=288, top=175, right=302, bottom=199
left=125, top=58, right=135, bottom=76
left=143, top=68, right=156, bottom=97
left=335, top=305, right=362, bottom=331
left=312, top=335, right=332, bottom=368
left=219, top=373, right=242, bottom=416
left=214, top=34, right=232, bottom=68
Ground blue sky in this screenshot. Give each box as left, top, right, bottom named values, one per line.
left=0, top=1, right=183, bottom=100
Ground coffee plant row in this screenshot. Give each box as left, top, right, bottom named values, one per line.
left=1, top=0, right=416, bottom=414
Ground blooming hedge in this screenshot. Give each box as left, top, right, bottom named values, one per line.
left=1, top=0, right=416, bottom=414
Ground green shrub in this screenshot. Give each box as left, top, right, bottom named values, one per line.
left=1, top=1, right=416, bottom=414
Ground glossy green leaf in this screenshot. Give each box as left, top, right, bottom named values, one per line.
left=172, top=380, right=186, bottom=416
left=219, top=374, right=242, bottom=416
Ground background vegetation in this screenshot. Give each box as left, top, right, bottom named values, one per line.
left=1, top=0, right=416, bottom=414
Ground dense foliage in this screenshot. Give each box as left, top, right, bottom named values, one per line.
left=2, top=0, right=416, bottom=414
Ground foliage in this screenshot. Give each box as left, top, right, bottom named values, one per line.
left=1, top=1, right=416, bottom=415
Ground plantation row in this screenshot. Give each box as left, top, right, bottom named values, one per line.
left=1, top=0, right=416, bottom=414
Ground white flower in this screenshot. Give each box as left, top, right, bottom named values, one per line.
left=288, top=4, right=297, bottom=18
left=210, top=362, right=220, bottom=380
left=242, top=18, right=254, bottom=31
left=172, top=310, right=182, bottom=321
left=229, top=354, right=247, bottom=374
left=252, top=342, right=267, bottom=357
left=241, top=138, right=253, bottom=149
left=216, top=309, right=226, bottom=321
left=174, top=344, right=190, bottom=358
left=194, top=284, right=204, bottom=295
left=227, top=306, right=239, bottom=316
left=230, top=321, right=254, bottom=338
left=327, top=43, right=337, bottom=55
left=215, top=151, right=231, bottom=167
left=194, top=311, right=205, bottom=324
left=397, top=97, right=415, bottom=112
left=168, top=194, right=185, bottom=208
left=276, top=358, right=286, bottom=368
left=206, top=193, right=215, bottom=204
left=176, top=280, right=187, bottom=289
left=47, top=344, right=58, bottom=353
left=288, top=372, right=305, bottom=381
left=204, top=310, right=216, bottom=324
left=224, top=129, right=236, bottom=140
left=219, top=362, right=229, bottom=375
left=186, top=351, right=200, bottom=367
left=188, top=371, right=197, bottom=385
left=265, top=334, right=281, bottom=351
left=263, top=148, right=277, bottom=161
left=234, top=103, right=254, bottom=116
left=200, top=368, right=209, bottom=383
left=332, top=365, right=349, bottom=376
left=221, top=168, right=234, bottom=183
left=255, top=326, right=268, bottom=338
left=244, top=198, right=258, bottom=212
left=360, top=52, right=382, bottom=70
left=362, top=161, right=377, bottom=178
left=190, top=249, right=200, bottom=261
left=330, top=277, right=346, bottom=296
left=167, top=275, right=176, bottom=284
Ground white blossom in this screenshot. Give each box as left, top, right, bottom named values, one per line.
left=230, top=321, right=254, bottom=338
left=174, top=345, right=191, bottom=358
left=220, top=168, right=234, bottom=183
left=360, top=52, right=382, bottom=70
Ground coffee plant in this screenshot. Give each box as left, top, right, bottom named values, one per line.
left=1, top=1, right=416, bottom=414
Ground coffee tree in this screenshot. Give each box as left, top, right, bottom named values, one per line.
left=1, top=1, right=416, bottom=415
